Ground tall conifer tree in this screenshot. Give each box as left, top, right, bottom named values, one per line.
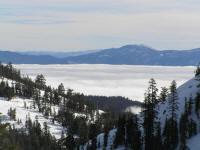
left=143, top=78, right=158, bottom=150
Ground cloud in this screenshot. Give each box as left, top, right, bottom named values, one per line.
left=15, top=64, right=195, bottom=101
left=0, top=0, right=200, bottom=51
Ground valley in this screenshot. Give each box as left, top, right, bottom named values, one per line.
left=15, top=64, right=195, bottom=101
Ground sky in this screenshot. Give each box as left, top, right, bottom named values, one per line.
left=1, top=0, right=200, bottom=52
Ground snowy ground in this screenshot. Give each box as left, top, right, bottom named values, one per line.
left=187, top=134, right=200, bottom=150
left=15, top=64, right=195, bottom=102
left=83, top=74, right=200, bottom=150
left=0, top=97, right=66, bottom=139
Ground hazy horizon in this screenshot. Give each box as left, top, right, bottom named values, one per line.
left=1, top=44, right=200, bottom=53
left=1, top=0, right=200, bottom=52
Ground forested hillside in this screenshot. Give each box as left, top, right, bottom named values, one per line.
left=0, top=63, right=123, bottom=150
left=1, top=62, right=200, bottom=150
left=79, top=65, right=200, bottom=150
left=85, top=96, right=142, bottom=113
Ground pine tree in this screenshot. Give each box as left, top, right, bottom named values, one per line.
left=179, top=113, right=188, bottom=150
left=58, top=83, right=65, bottom=95
left=154, top=122, right=162, bottom=150
left=168, top=80, right=179, bottom=121
left=159, top=87, right=168, bottom=103
left=195, top=92, right=200, bottom=118
left=143, top=78, right=158, bottom=150
left=126, top=115, right=141, bottom=150
left=90, top=137, right=97, bottom=150
left=64, top=135, right=76, bottom=150
left=163, top=80, right=179, bottom=150
left=114, top=115, right=126, bottom=148
left=195, top=62, right=200, bottom=77
left=35, top=74, right=46, bottom=90
left=104, top=130, right=108, bottom=148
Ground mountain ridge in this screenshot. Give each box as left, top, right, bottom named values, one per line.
left=1, top=44, right=200, bottom=65
left=65, top=45, right=200, bottom=66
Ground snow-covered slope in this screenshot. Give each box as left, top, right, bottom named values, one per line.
left=82, top=129, right=119, bottom=150
left=156, top=76, right=200, bottom=149
left=0, top=78, right=104, bottom=140
left=84, top=76, right=200, bottom=150
left=153, top=76, right=200, bottom=150
left=157, top=77, right=200, bottom=130
left=0, top=97, right=66, bottom=139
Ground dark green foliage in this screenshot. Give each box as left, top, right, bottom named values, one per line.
left=154, top=122, right=163, bottom=150
left=195, top=63, right=200, bottom=77
left=63, top=135, right=76, bottom=150
left=7, top=108, right=16, bottom=120
left=162, top=80, right=179, bottom=150
left=0, top=80, right=15, bottom=100
left=158, top=87, right=168, bottom=103
left=2, top=62, right=200, bottom=150
left=188, top=96, right=193, bottom=115
left=0, top=112, right=60, bottom=150
left=179, top=100, right=197, bottom=150
left=168, top=80, right=179, bottom=121
left=114, top=113, right=141, bottom=150
left=85, top=95, right=142, bottom=113
left=163, top=118, right=179, bottom=150
left=126, top=115, right=141, bottom=150
left=180, top=115, right=197, bottom=141
left=114, top=115, right=126, bottom=148
left=143, top=78, right=158, bottom=150
left=0, top=116, right=15, bottom=150
left=90, top=137, right=97, bottom=150
left=58, top=83, right=65, bottom=95
left=195, top=92, right=200, bottom=118
left=103, top=130, right=108, bottom=148
left=35, top=74, right=46, bottom=90
left=7, top=119, right=60, bottom=150
left=0, top=63, right=120, bottom=149
left=179, top=144, right=190, bottom=150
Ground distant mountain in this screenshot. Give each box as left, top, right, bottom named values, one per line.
left=1, top=45, right=200, bottom=65
left=65, top=45, right=200, bottom=66
left=0, top=51, right=65, bottom=64
left=20, top=50, right=100, bottom=58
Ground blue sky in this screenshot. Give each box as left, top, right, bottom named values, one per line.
left=0, top=0, right=200, bottom=51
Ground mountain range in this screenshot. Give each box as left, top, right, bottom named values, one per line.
left=1, top=45, right=200, bottom=65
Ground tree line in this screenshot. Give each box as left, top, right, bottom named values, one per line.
left=0, top=62, right=119, bottom=149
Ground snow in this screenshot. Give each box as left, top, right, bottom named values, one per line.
left=105, top=129, right=117, bottom=150
left=0, top=97, right=66, bottom=139
left=152, top=75, right=200, bottom=149
left=187, top=134, right=200, bottom=150
left=85, top=128, right=129, bottom=150
left=156, top=77, right=200, bottom=130
left=125, top=106, right=141, bottom=114
left=134, top=75, right=200, bottom=149
left=82, top=129, right=117, bottom=150
left=99, top=110, right=105, bottom=114
left=15, top=64, right=195, bottom=102
left=74, top=112, right=86, bottom=118
left=3, top=64, right=199, bottom=149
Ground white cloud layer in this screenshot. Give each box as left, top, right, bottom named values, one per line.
left=15, top=64, right=195, bottom=101
left=0, top=0, right=200, bottom=51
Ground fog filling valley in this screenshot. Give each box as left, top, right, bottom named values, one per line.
left=15, top=64, right=195, bottom=102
